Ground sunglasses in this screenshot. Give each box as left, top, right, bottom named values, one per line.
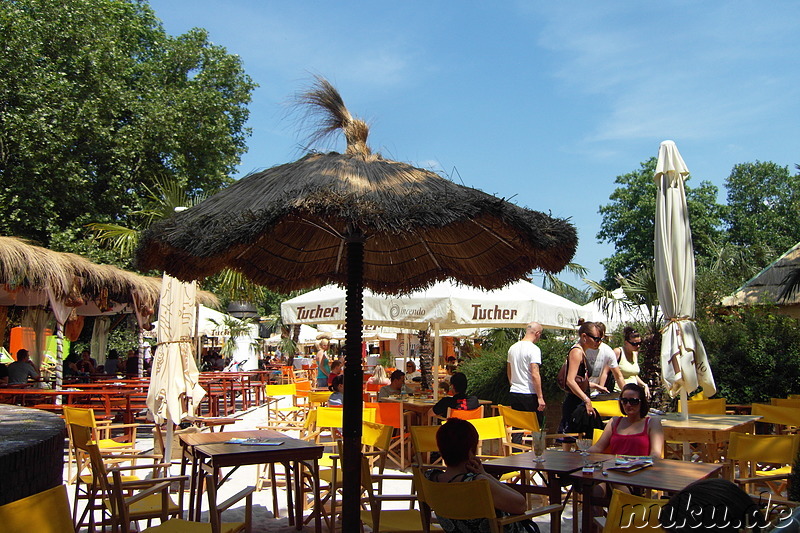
left=584, top=333, right=603, bottom=342
left=619, top=397, right=641, bottom=406
left=628, top=341, right=641, bottom=347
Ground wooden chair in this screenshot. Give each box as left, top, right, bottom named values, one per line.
left=360, top=457, right=436, bottom=532
left=413, top=466, right=559, bottom=533
left=262, top=383, right=304, bottom=431
left=63, top=405, right=140, bottom=483
left=595, top=489, right=667, bottom=532
left=468, top=416, right=511, bottom=457
left=70, top=423, right=186, bottom=533
left=133, top=470, right=254, bottom=533
left=410, top=425, right=443, bottom=470
left=772, top=398, right=800, bottom=408
left=497, top=404, right=569, bottom=450
left=751, top=404, right=800, bottom=434
left=727, top=432, right=800, bottom=499
left=0, top=485, right=76, bottom=533
left=366, top=401, right=414, bottom=470
left=677, top=397, right=727, bottom=414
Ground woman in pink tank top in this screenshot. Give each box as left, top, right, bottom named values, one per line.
left=589, top=383, right=664, bottom=457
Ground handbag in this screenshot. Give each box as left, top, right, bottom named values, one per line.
left=557, top=347, right=590, bottom=393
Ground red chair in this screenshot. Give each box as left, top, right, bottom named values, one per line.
left=366, top=402, right=412, bottom=469
left=447, top=406, right=483, bottom=421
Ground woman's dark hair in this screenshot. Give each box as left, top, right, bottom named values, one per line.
left=577, top=321, right=597, bottom=337
left=595, top=322, right=607, bottom=336
left=436, top=418, right=478, bottom=466
left=330, top=373, right=344, bottom=391
left=107, top=349, right=119, bottom=360
left=660, top=478, right=768, bottom=532
left=619, top=383, right=649, bottom=417
left=623, top=326, right=641, bottom=342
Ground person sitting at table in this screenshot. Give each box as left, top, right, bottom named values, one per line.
left=76, top=349, right=97, bottom=374
left=589, top=383, right=664, bottom=457
left=405, top=360, right=422, bottom=383
left=0, top=362, right=8, bottom=386
left=125, top=349, right=140, bottom=376
left=431, top=372, right=479, bottom=418
left=378, top=370, right=412, bottom=401
left=659, top=478, right=768, bottom=532
left=327, top=359, right=343, bottom=389
left=8, top=349, right=39, bottom=385
left=328, top=374, right=344, bottom=406
left=104, top=349, right=120, bottom=375
left=367, top=364, right=391, bottom=386
left=424, top=418, right=532, bottom=532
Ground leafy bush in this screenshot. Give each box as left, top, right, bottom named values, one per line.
left=698, top=308, right=800, bottom=403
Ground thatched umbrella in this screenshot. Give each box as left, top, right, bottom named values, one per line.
left=136, top=78, right=578, bottom=529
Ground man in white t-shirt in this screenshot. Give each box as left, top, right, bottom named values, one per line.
left=507, top=322, right=545, bottom=423
left=584, top=322, right=626, bottom=393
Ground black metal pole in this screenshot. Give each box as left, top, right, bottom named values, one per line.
left=341, top=232, right=365, bottom=531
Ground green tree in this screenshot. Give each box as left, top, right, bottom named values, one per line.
left=597, top=157, right=724, bottom=285
left=0, top=0, right=256, bottom=254
left=724, top=161, right=800, bottom=262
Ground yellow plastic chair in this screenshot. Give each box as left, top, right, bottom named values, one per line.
left=592, top=399, right=622, bottom=417
left=0, top=485, right=75, bottom=533
left=596, top=489, right=667, bottom=532
left=727, top=432, right=800, bottom=498
left=413, top=466, right=560, bottom=533
left=677, top=398, right=727, bottom=414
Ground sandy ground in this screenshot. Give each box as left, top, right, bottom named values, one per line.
left=67, top=403, right=574, bottom=532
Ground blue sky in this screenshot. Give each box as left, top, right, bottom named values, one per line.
left=148, top=1, right=799, bottom=289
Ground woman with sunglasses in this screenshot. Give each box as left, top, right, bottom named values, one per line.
left=589, top=383, right=664, bottom=457
left=601, top=326, right=651, bottom=397
left=558, top=321, right=608, bottom=438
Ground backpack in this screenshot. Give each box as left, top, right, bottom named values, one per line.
left=557, top=347, right=590, bottom=393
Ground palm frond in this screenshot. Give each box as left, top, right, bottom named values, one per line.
left=778, top=268, right=800, bottom=302
left=215, top=269, right=266, bottom=303
left=85, top=223, right=140, bottom=257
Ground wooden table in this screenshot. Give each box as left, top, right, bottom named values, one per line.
left=0, top=387, right=133, bottom=418
left=661, top=413, right=761, bottom=463
left=382, top=396, right=493, bottom=424
left=483, top=449, right=591, bottom=533
left=180, top=430, right=324, bottom=531
left=570, top=458, right=723, bottom=532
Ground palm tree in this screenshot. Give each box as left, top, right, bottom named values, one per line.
left=87, top=178, right=266, bottom=304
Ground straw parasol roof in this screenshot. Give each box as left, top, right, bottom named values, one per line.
left=134, top=77, right=578, bottom=530
left=721, top=241, right=800, bottom=318
left=136, top=80, right=577, bottom=295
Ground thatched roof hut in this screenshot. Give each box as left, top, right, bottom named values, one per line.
left=721, top=242, right=800, bottom=318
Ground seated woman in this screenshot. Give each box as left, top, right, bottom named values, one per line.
left=589, top=383, right=664, bottom=457
left=367, top=364, right=391, bottom=386
left=659, top=478, right=768, bottom=532
left=425, top=418, right=534, bottom=532
left=328, top=374, right=344, bottom=406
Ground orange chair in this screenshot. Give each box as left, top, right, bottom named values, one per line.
left=366, top=402, right=413, bottom=470
left=447, top=406, right=483, bottom=421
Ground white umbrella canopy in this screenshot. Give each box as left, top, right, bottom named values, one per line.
left=654, top=140, right=716, bottom=403
left=146, top=274, right=206, bottom=427
left=281, top=279, right=584, bottom=330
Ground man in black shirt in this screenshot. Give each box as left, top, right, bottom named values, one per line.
left=431, top=372, right=479, bottom=417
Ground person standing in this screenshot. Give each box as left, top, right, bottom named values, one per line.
left=506, top=322, right=546, bottom=422
left=315, top=336, right=331, bottom=389
left=584, top=322, right=625, bottom=394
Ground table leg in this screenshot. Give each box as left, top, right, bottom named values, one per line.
left=312, top=459, right=321, bottom=533
left=581, top=479, right=594, bottom=533
left=294, top=460, right=303, bottom=530
left=286, top=461, right=295, bottom=526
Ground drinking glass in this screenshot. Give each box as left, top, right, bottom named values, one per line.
left=532, top=431, right=546, bottom=462
left=576, top=438, right=592, bottom=465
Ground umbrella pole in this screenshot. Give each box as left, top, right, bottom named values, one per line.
left=341, top=234, right=365, bottom=532
left=55, top=321, right=64, bottom=398
left=433, top=324, right=441, bottom=401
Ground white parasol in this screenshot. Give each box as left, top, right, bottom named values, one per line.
left=654, top=140, right=716, bottom=419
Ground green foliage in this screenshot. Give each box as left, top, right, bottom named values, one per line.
left=0, top=0, right=256, bottom=254
left=725, top=161, right=800, bottom=255
left=698, top=308, right=800, bottom=403
left=597, top=157, right=724, bottom=285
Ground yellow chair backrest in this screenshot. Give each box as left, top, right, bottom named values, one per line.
left=0, top=485, right=75, bottom=533
left=362, top=420, right=394, bottom=451
left=497, top=404, right=540, bottom=432
left=593, top=400, right=622, bottom=417
left=593, top=428, right=604, bottom=444
left=315, top=406, right=376, bottom=428
left=411, top=425, right=440, bottom=455
left=727, top=433, right=800, bottom=464
left=265, top=383, right=296, bottom=397
left=677, top=398, right=726, bottom=414
left=447, top=406, right=483, bottom=420
left=772, top=398, right=800, bottom=408
left=63, top=406, right=97, bottom=428
left=603, top=489, right=666, bottom=532
left=413, top=466, right=497, bottom=521
left=308, top=391, right=332, bottom=405
left=788, top=394, right=800, bottom=400
left=469, top=416, right=506, bottom=442
left=751, top=404, right=800, bottom=427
